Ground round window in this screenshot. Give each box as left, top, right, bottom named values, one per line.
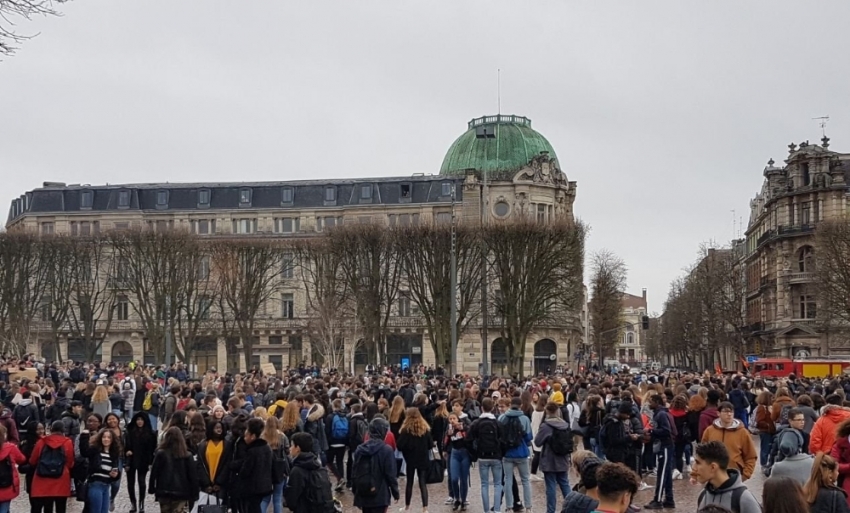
left=494, top=201, right=510, bottom=217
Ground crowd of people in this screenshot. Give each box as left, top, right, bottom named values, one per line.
left=2, top=358, right=850, bottom=513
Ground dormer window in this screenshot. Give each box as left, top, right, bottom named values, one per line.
left=441, top=182, right=452, bottom=197
left=802, top=163, right=811, bottom=186
left=360, top=184, right=372, bottom=200
left=118, top=190, right=130, bottom=208
left=198, top=189, right=210, bottom=208
left=239, top=188, right=252, bottom=206
left=401, top=184, right=411, bottom=198
left=281, top=187, right=294, bottom=204
left=156, top=190, right=168, bottom=207
left=324, top=187, right=336, bottom=202
left=81, top=190, right=93, bottom=209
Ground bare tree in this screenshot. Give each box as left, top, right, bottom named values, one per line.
left=111, top=230, right=190, bottom=362
left=38, top=235, right=78, bottom=362
left=816, top=219, right=850, bottom=325
left=173, top=238, right=219, bottom=364
left=293, top=236, right=351, bottom=371
left=65, top=235, right=117, bottom=362
left=0, top=232, right=51, bottom=355
left=213, top=238, right=281, bottom=372
left=486, top=219, right=585, bottom=376
left=589, top=250, right=628, bottom=367
left=394, top=224, right=483, bottom=370
left=0, top=0, right=66, bottom=56
left=333, top=224, right=402, bottom=366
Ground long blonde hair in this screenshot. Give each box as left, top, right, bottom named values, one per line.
left=280, top=401, right=301, bottom=433
left=262, top=416, right=283, bottom=450
left=92, top=385, right=109, bottom=403
left=400, top=407, right=429, bottom=437
left=388, top=396, right=406, bottom=424
left=803, top=452, right=839, bottom=504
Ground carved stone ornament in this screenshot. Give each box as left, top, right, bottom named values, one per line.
left=516, top=154, right=568, bottom=186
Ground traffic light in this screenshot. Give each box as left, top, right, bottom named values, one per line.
left=641, top=315, right=650, bottom=330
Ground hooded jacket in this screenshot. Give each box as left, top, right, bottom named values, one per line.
left=499, top=408, right=533, bottom=458
left=700, top=418, right=758, bottom=481
left=698, top=406, right=719, bottom=441
left=149, top=449, right=199, bottom=502
left=811, top=405, right=850, bottom=455
left=829, top=434, right=850, bottom=500
left=696, top=469, right=762, bottom=513
left=561, top=491, right=599, bottom=513
left=810, top=486, right=850, bottom=513
left=304, top=403, right=329, bottom=453
left=60, top=409, right=81, bottom=443
left=233, top=438, right=274, bottom=497
left=0, top=441, right=26, bottom=501
left=123, top=412, right=157, bottom=470
left=353, top=418, right=399, bottom=509
left=0, top=409, right=19, bottom=445
left=533, top=416, right=571, bottom=472
left=28, top=433, right=74, bottom=498
left=284, top=452, right=334, bottom=513
left=267, top=399, right=287, bottom=419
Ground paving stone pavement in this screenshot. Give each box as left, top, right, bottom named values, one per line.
left=11, top=438, right=769, bottom=512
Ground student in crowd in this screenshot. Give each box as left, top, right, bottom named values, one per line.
left=762, top=475, right=809, bottom=513
left=233, top=418, right=274, bottom=513
left=500, top=397, right=533, bottom=513
left=467, top=398, right=503, bottom=513
left=149, top=427, right=199, bottom=513
left=692, top=441, right=761, bottom=513
left=533, top=401, right=573, bottom=513
left=803, top=452, right=850, bottom=513
left=701, top=401, right=758, bottom=481
left=592, top=462, right=640, bottom=513
left=0, top=424, right=26, bottom=513
left=644, top=394, right=675, bottom=510
left=768, top=428, right=812, bottom=485
left=283, top=432, right=336, bottom=513
left=353, top=417, right=399, bottom=513
left=29, top=420, right=74, bottom=513
left=83, top=428, right=121, bottom=513
left=396, top=407, right=433, bottom=513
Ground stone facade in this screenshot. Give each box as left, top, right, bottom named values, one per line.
left=743, top=137, right=850, bottom=357
left=6, top=116, right=583, bottom=375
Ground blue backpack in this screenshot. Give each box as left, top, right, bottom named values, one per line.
left=331, top=413, right=349, bottom=440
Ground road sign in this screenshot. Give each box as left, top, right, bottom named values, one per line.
left=746, top=355, right=759, bottom=363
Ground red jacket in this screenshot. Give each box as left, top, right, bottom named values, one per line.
left=812, top=406, right=850, bottom=455
left=28, top=434, right=74, bottom=498
left=830, top=436, right=850, bottom=506
left=0, top=442, right=26, bottom=501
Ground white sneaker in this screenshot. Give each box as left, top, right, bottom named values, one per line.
left=672, top=469, right=682, bottom=480
left=639, top=481, right=652, bottom=491
left=529, top=474, right=543, bottom=481
left=444, top=497, right=455, bottom=505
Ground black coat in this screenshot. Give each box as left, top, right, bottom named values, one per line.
left=231, top=438, right=274, bottom=498
left=810, top=486, right=850, bottom=513
left=148, top=451, right=199, bottom=502
left=123, top=413, right=157, bottom=470
left=197, top=439, right=232, bottom=491
left=396, top=430, right=433, bottom=470
left=352, top=439, right=399, bottom=509
left=284, top=452, right=333, bottom=513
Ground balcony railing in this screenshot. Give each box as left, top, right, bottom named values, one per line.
left=788, top=272, right=816, bottom=284
left=778, top=224, right=815, bottom=236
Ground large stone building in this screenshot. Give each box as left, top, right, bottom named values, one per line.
left=6, top=114, right=584, bottom=375
left=617, top=291, right=648, bottom=366
left=743, top=137, right=850, bottom=357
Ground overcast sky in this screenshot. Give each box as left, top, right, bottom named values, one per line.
left=3, top=2, right=849, bottom=313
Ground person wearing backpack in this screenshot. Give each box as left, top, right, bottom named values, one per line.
left=499, top=396, right=533, bottom=513
left=533, top=401, right=574, bottom=513
left=352, top=416, right=399, bottom=513
left=28, top=420, right=74, bottom=513
left=261, top=416, right=290, bottom=513
left=284, top=432, right=337, bottom=513
left=13, top=391, right=39, bottom=443
left=468, top=398, right=503, bottom=513
left=325, top=399, right=349, bottom=493
left=231, top=417, right=274, bottom=513
left=0, top=423, right=26, bottom=513
left=346, top=402, right=369, bottom=490
left=693, top=441, right=762, bottom=513
left=267, top=392, right=288, bottom=419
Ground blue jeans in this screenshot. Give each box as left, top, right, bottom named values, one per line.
left=88, top=481, right=112, bottom=513
left=478, top=459, right=503, bottom=513
left=589, top=437, right=605, bottom=459
left=0, top=500, right=9, bottom=513
left=652, top=445, right=674, bottom=504
left=148, top=414, right=158, bottom=431
left=449, top=448, right=470, bottom=503
left=503, top=457, right=531, bottom=509
left=260, top=480, right=285, bottom=513
left=760, top=433, right=774, bottom=467
left=544, top=471, right=570, bottom=513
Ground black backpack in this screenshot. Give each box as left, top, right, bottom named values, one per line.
left=273, top=405, right=285, bottom=420
left=548, top=427, right=574, bottom=456
left=305, top=466, right=338, bottom=513
left=0, top=456, right=12, bottom=488
left=37, top=444, right=66, bottom=478
left=499, top=416, right=524, bottom=449
left=474, top=418, right=502, bottom=460
left=352, top=452, right=380, bottom=498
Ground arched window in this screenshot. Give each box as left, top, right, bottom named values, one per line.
left=626, top=332, right=635, bottom=345
left=491, top=338, right=508, bottom=377
left=798, top=246, right=815, bottom=272
left=533, top=339, right=557, bottom=376
left=111, top=341, right=134, bottom=364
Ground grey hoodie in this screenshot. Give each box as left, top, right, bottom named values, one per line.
left=697, top=469, right=761, bottom=513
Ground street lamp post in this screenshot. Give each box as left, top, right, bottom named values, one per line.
left=450, top=183, right=459, bottom=377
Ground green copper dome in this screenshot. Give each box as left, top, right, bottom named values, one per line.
left=440, top=115, right=558, bottom=176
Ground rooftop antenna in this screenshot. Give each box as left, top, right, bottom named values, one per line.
left=731, top=209, right=736, bottom=240
left=497, top=68, right=501, bottom=116
left=813, top=115, right=830, bottom=137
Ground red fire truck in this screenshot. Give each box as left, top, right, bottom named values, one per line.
left=750, top=357, right=850, bottom=378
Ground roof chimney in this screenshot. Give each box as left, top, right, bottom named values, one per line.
left=642, top=288, right=647, bottom=301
